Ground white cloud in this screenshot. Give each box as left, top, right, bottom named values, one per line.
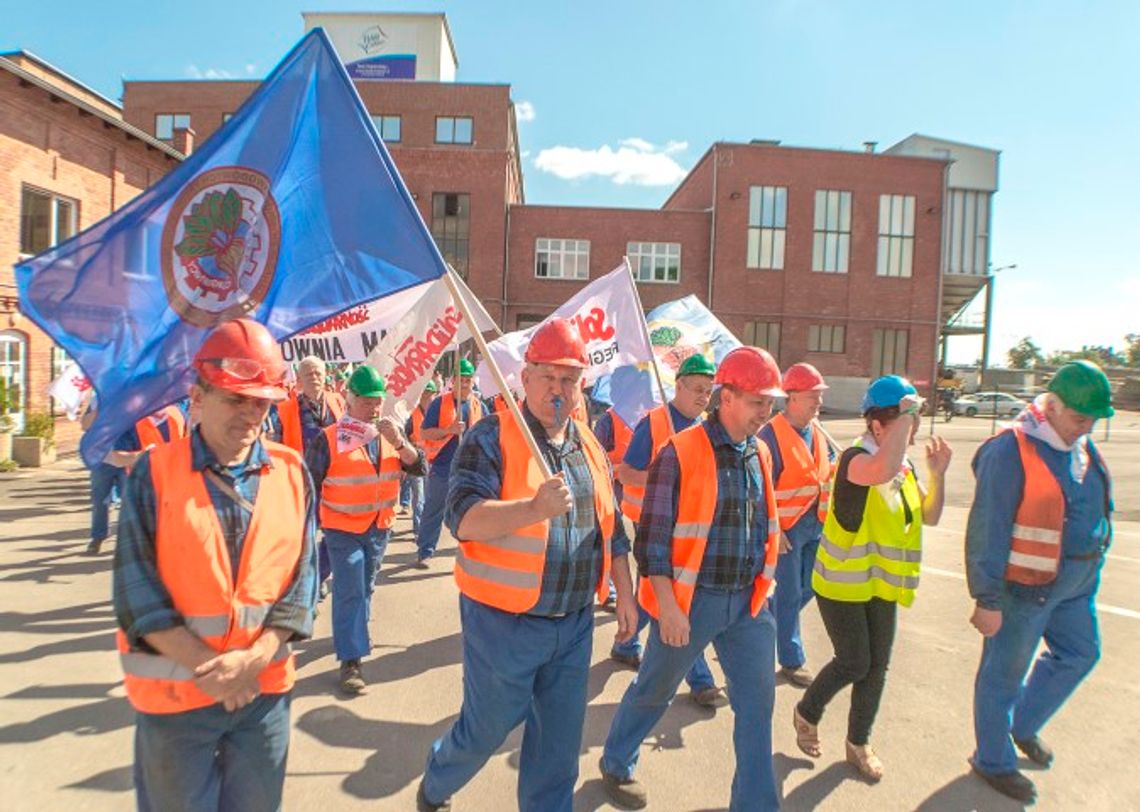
left=534, top=138, right=690, bottom=186
left=186, top=64, right=234, bottom=80
left=244, top=64, right=256, bottom=76
left=515, top=101, right=536, bottom=123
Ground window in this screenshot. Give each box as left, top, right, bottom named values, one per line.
left=535, top=238, right=590, bottom=279
left=517, top=314, right=546, bottom=330
left=808, top=324, right=845, bottom=353
left=435, top=116, right=473, bottom=144
left=155, top=113, right=191, bottom=140
left=431, top=193, right=470, bottom=278
left=20, top=187, right=77, bottom=256
left=945, top=189, right=990, bottom=275
left=747, top=186, right=787, bottom=270
left=627, top=242, right=680, bottom=283
left=371, top=115, right=402, bottom=143
left=813, top=190, right=852, bottom=273
left=743, top=321, right=780, bottom=359
left=872, top=328, right=909, bottom=377
left=877, top=194, right=916, bottom=277
left=0, top=332, right=26, bottom=431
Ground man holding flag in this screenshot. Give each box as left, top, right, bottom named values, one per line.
left=305, top=365, right=424, bottom=694
left=416, top=359, right=485, bottom=568
left=418, top=318, right=637, bottom=812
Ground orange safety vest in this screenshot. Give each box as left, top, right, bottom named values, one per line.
left=116, top=438, right=306, bottom=715
left=491, top=393, right=516, bottom=414
left=409, top=405, right=427, bottom=447
left=277, top=390, right=345, bottom=454
left=621, top=405, right=677, bottom=524
left=639, top=424, right=780, bottom=619
left=454, top=411, right=616, bottom=613
left=318, top=424, right=403, bottom=533
left=606, top=408, right=633, bottom=472
left=425, top=392, right=485, bottom=463
left=770, top=413, right=833, bottom=530
left=1005, top=428, right=1112, bottom=585
left=134, top=405, right=187, bottom=450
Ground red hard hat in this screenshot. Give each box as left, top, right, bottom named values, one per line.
left=524, top=317, right=589, bottom=368
left=714, top=347, right=785, bottom=397
left=783, top=362, right=828, bottom=392
left=193, top=318, right=288, bottom=401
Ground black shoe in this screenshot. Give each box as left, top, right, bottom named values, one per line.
left=339, top=659, right=365, bottom=694
left=971, top=762, right=1037, bottom=803
left=610, top=650, right=641, bottom=670
left=599, top=757, right=647, bottom=809
left=318, top=580, right=331, bottom=600
left=414, top=557, right=431, bottom=570
left=1014, top=735, right=1055, bottom=768
left=691, top=686, right=720, bottom=708
left=416, top=780, right=451, bottom=811
left=85, top=540, right=103, bottom=556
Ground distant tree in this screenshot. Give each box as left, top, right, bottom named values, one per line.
left=1125, top=333, right=1140, bottom=367
left=1007, top=337, right=1044, bottom=369
left=1047, top=345, right=1125, bottom=367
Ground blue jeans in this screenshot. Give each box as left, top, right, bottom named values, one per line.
left=324, top=527, right=391, bottom=662
left=603, top=587, right=778, bottom=811
left=423, top=596, right=594, bottom=812
left=612, top=597, right=715, bottom=691
left=317, top=536, right=331, bottom=586
left=972, top=557, right=1102, bottom=775
left=134, top=692, right=291, bottom=812
left=402, top=473, right=426, bottom=535
left=416, top=467, right=449, bottom=561
left=89, top=463, right=124, bottom=542
left=772, top=533, right=820, bottom=669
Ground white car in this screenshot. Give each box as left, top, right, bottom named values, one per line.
left=953, top=392, right=1028, bottom=418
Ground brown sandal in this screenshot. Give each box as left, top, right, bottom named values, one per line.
left=793, top=707, right=822, bottom=758
left=845, top=740, right=884, bottom=782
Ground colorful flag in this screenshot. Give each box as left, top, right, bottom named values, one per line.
left=474, top=261, right=652, bottom=396
left=46, top=361, right=91, bottom=421
left=15, top=29, right=450, bottom=465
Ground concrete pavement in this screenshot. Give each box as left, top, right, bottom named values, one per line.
left=1, top=415, right=1139, bottom=810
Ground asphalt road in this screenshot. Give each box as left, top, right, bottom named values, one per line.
left=1, top=412, right=1137, bottom=811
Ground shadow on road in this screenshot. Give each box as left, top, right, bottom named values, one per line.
left=915, top=772, right=1029, bottom=811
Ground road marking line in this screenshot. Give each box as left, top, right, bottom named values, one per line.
left=922, top=566, right=1140, bottom=621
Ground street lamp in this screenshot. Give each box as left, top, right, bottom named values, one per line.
left=981, top=262, right=1018, bottom=375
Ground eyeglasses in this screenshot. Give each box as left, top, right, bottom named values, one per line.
left=206, top=358, right=287, bottom=383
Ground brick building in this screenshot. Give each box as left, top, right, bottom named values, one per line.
left=0, top=51, right=180, bottom=451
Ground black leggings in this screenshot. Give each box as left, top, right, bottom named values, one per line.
left=796, top=595, right=898, bottom=746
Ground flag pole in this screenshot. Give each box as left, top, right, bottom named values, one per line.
left=443, top=266, right=553, bottom=479
left=623, top=256, right=675, bottom=435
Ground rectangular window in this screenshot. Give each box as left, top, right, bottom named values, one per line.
left=535, top=238, right=590, bottom=280
left=945, top=189, right=990, bottom=275
left=744, top=321, right=780, bottom=359
left=877, top=194, right=916, bottom=277
left=371, top=115, right=402, bottom=143
left=746, top=185, right=787, bottom=270
left=155, top=113, right=191, bottom=140
left=812, top=190, right=852, bottom=273
left=808, top=324, right=846, bottom=353
left=20, top=186, right=77, bottom=256
left=435, top=116, right=473, bottom=144
left=871, top=328, right=909, bottom=377
left=627, top=242, right=680, bottom=283
left=431, top=193, right=470, bottom=278
left=517, top=314, right=546, bottom=330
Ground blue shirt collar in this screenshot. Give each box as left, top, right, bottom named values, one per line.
left=190, top=426, right=272, bottom=473
left=704, top=410, right=755, bottom=454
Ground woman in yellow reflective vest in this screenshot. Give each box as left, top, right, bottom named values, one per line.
left=792, top=375, right=952, bottom=782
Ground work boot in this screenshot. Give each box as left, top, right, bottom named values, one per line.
left=85, top=539, right=103, bottom=556
left=416, top=781, right=451, bottom=811
left=610, top=650, right=641, bottom=670
left=971, top=761, right=1037, bottom=803
left=414, top=556, right=431, bottom=570
left=780, top=665, right=815, bottom=688
left=690, top=686, right=720, bottom=708
left=339, top=659, right=365, bottom=694
left=599, top=757, right=647, bottom=809
left=1015, top=735, right=1055, bottom=768
left=318, top=580, right=331, bottom=601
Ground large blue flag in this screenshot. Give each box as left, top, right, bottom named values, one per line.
left=16, top=29, right=450, bottom=466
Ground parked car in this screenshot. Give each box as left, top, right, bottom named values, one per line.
left=953, top=391, right=1029, bottom=418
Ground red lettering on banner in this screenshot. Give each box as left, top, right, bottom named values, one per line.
left=300, top=305, right=370, bottom=336
left=385, top=306, right=466, bottom=398
left=572, top=307, right=615, bottom=342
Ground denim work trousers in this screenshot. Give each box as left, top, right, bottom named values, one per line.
left=416, top=466, right=449, bottom=560
left=324, top=527, right=391, bottom=662
left=771, top=533, right=820, bottom=669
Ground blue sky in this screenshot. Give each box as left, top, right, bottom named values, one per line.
left=6, top=0, right=1138, bottom=365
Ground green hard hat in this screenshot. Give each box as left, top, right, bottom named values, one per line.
left=458, top=358, right=476, bottom=377
left=348, top=365, right=387, bottom=398
left=424, top=381, right=438, bottom=394
left=1048, top=360, right=1114, bottom=418
left=677, top=354, right=717, bottom=378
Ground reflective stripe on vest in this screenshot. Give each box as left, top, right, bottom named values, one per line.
left=426, top=393, right=485, bottom=462
left=116, top=437, right=306, bottom=714
left=454, top=411, right=615, bottom=613
left=318, top=424, right=402, bottom=532
left=813, top=439, right=924, bottom=607
left=770, top=413, right=832, bottom=530
left=135, top=405, right=187, bottom=450
left=621, top=405, right=675, bottom=524
left=638, top=425, right=780, bottom=619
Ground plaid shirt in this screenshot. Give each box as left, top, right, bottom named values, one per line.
left=635, top=410, right=769, bottom=590
left=446, top=406, right=631, bottom=617
left=113, top=428, right=318, bottom=652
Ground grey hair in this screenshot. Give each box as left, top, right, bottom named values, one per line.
left=298, top=356, right=326, bottom=373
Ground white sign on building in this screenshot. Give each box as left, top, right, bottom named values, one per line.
left=302, top=12, right=458, bottom=81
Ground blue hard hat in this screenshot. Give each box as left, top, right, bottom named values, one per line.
left=861, top=375, right=918, bottom=413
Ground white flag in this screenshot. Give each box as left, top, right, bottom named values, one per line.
left=474, top=260, right=652, bottom=396
left=47, top=362, right=91, bottom=420
left=365, top=275, right=497, bottom=422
